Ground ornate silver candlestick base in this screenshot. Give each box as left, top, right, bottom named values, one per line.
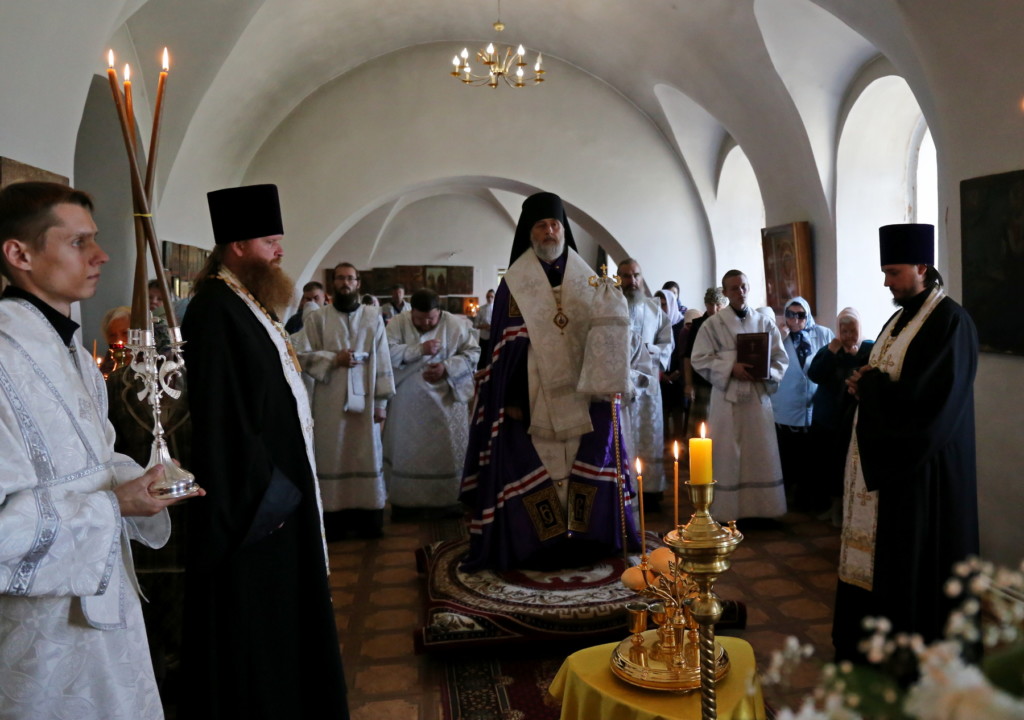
left=128, top=327, right=200, bottom=499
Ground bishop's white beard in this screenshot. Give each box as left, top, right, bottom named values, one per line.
left=532, top=238, right=565, bottom=263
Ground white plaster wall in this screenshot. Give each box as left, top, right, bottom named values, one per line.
left=835, top=76, right=922, bottom=339
left=233, top=44, right=709, bottom=305
left=320, top=193, right=513, bottom=301
left=713, top=147, right=767, bottom=308
left=0, top=1, right=130, bottom=180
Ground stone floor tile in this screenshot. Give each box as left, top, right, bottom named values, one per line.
left=355, top=663, right=420, bottom=694
left=376, top=551, right=416, bottom=567
left=731, top=560, right=781, bottom=579
left=329, top=552, right=364, bottom=568
left=807, top=572, right=839, bottom=590
left=361, top=632, right=415, bottom=660
left=788, top=555, right=834, bottom=572
left=762, top=540, right=808, bottom=556
left=370, top=587, right=417, bottom=607
left=332, top=590, right=356, bottom=607
left=364, top=608, right=418, bottom=631
left=377, top=567, right=419, bottom=584
left=379, top=535, right=422, bottom=550
left=330, top=569, right=361, bottom=587
left=351, top=698, right=421, bottom=720
left=777, top=597, right=832, bottom=620
left=751, top=577, right=804, bottom=597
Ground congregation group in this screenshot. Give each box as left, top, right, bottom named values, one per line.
left=0, top=181, right=978, bottom=719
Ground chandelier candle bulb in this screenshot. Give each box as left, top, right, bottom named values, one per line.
left=689, top=422, right=713, bottom=485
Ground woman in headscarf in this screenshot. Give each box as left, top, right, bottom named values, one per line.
left=807, top=307, right=874, bottom=526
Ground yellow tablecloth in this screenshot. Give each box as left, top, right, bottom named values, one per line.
left=548, top=635, right=766, bottom=720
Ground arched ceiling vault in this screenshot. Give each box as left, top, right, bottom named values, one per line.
left=109, top=0, right=885, bottom=231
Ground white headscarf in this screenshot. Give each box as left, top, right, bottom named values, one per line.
left=836, top=306, right=863, bottom=343
left=661, top=288, right=684, bottom=326
left=784, top=296, right=816, bottom=328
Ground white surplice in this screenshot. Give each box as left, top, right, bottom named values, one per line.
left=383, top=312, right=479, bottom=507
left=624, top=296, right=673, bottom=492
left=295, top=303, right=394, bottom=511
left=0, top=298, right=170, bottom=720
left=690, top=307, right=788, bottom=520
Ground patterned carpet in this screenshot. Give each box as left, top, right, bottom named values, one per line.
left=416, top=538, right=644, bottom=652
left=416, top=533, right=745, bottom=653
left=441, top=651, right=563, bottom=720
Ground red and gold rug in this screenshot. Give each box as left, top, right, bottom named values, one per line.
left=416, top=536, right=746, bottom=653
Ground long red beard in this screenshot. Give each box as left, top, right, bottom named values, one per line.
left=234, top=258, right=295, bottom=315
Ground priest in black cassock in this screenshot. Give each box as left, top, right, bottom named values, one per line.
left=832, top=223, right=979, bottom=661
left=181, top=184, right=348, bottom=719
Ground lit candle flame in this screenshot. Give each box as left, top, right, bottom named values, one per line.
left=486, top=43, right=495, bottom=55
left=461, top=48, right=469, bottom=60
left=535, top=53, right=543, bottom=71
left=673, top=440, right=679, bottom=460
left=635, top=457, right=642, bottom=475
left=452, top=55, right=460, bottom=67
left=123, top=64, right=131, bottom=82
left=162, top=47, right=169, bottom=71
left=107, top=49, right=115, bottom=69
left=517, top=44, right=525, bottom=57
left=700, top=422, right=707, bottom=439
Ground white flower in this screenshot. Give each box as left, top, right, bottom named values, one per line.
left=904, top=647, right=1024, bottom=720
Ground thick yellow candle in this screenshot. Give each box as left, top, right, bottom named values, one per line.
left=672, top=441, right=680, bottom=528
left=635, top=457, right=645, bottom=557
left=689, top=422, right=713, bottom=484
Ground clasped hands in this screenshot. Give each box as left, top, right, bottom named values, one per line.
left=334, top=348, right=361, bottom=368
left=846, top=364, right=873, bottom=399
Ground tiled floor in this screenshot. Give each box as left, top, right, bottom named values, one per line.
left=332, top=499, right=842, bottom=718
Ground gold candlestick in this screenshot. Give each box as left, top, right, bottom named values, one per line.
left=664, top=481, right=743, bottom=719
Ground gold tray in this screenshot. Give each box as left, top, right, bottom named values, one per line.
left=609, top=629, right=730, bottom=691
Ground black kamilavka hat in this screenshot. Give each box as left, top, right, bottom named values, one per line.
left=207, top=184, right=283, bottom=245
left=879, top=223, right=934, bottom=265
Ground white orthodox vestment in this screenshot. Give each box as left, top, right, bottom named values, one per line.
left=690, top=307, right=788, bottom=520
left=295, top=304, right=394, bottom=512
left=624, top=296, right=673, bottom=492
left=384, top=311, right=479, bottom=507
left=0, top=298, right=170, bottom=720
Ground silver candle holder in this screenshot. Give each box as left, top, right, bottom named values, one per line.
left=127, top=325, right=200, bottom=499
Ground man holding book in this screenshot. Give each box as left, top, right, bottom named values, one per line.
left=690, top=269, right=788, bottom=521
